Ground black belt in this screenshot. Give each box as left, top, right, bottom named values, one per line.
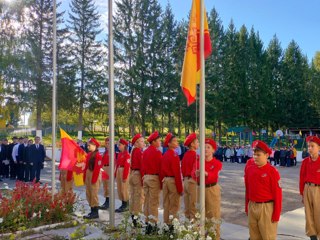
left=253, top=200, right=274, bottom=204
left=165, top=176, right=175, bottom=178
left=104, top=165, right=109, bottom=167
left=131, top=168, right=140, bottom=171
left=306, top=182, right=320, bottom=187
left=197, top=182, right=217, bottom=188
left=146, top=174, right=158, bottom=176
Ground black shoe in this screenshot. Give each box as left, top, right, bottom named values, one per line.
left=83, top=207, right=93, bottom=219
left=310, top=236, right=317, bottom=240
left=145, top=223, right=152, bottom=235
left=100, top=197, right=109, bottom=210
left=83, top=207, right=99, bottom=219
left=115, top=201, right=128, bottom=213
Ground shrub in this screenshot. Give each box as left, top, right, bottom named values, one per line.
left=0, top=181, right=76, bottom=233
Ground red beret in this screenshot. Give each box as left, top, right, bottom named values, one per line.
left=306, top=136, right=320, bottom=146
left=252, top=140, right=272, bottom=155
left=89, top=138, right=100, bottom=148
left=119, top=138, right=129, bottom=146
left=205, top=138, right=217, bottom=150
left=164, top=133, right=175, bottom=147
left=147, top=131, right=160, bottom=143
left=132, top=134, right=142, bottom=145
left=184, top=133, right=197, bottom=147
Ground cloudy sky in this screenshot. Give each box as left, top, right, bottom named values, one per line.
left=60, top=0, right=320, bottom=60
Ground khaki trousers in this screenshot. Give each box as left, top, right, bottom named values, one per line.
left=85, top=170, right=100, bottom=207
left=183, top=178, right=197, bottom=220
left=102, top=166, right=110, bottom=198
left=304, top=184, right=320, bottom=237
left=60, top=171, right=73, bottom=194
left=143, top=175, right=160, bottom=223
left=163, top=177, right=181, bottom=224
left=116, top=167, right=129, bottom=201
left=129, top=170, right=144, bottom=215
left=248, top=201, right=278, bottom=240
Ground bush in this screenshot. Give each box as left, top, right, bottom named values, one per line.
left=0, top=181, right=76, bottom=233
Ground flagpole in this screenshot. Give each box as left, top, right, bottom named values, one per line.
left=199, top=0, right=206, bottom=237
left=51, top=0, right=57, bottom=200
left=108, top=0, right=115, bottom=228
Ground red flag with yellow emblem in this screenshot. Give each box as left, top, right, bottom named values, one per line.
left=181, top=0, right=212, bottom=106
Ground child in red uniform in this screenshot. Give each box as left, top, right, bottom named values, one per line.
left=192, top=138, right=222, bottom=239
left=129, top=133, right=145, bottom=226
left=300, top=136, right=320, bottom=240
left=160, top=133, right=183, bottom=225
left=115, top=138, right=130, bottom=213
left=245, top=140, right=282, bottom=240
left=83, top=138, right=103, bottom=219
left=181, top=133, right=199, bottom=220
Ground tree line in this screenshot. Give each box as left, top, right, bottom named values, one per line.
left=1, top=0, right=320, bottom=140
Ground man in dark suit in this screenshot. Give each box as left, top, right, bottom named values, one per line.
left=24, top=139, right=33, bottom=182
left=1, top=139, right=9, bottom=178
left=8, top=136, right=18, bottom=180
left=17, top=137, right=28, bottom=181
left=28, top=136, right=46, bottom=183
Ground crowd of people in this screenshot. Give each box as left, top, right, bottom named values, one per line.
left=0, top=136, right=46, bottom=183
left=60, top=132, right=319, bottom=240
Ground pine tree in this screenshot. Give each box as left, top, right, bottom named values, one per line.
left=68, top=0, right=104, bottom=136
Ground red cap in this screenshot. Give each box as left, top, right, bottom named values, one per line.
left=132, top=134, right=142, bottom=145
left=184, top=133, right=197, bottom=147
left=119, top=138, right=129, bottom=146
left=252, top=140, right=272, bottom=155
left=205, top=138, right=217, bottom=150
left=147, top=131, right=160, bottom=143
left=164, top=133, right=175, bottom=147
left=306, top=136, right=320, bottom=146
left=89, top=138, right=100, bottom=148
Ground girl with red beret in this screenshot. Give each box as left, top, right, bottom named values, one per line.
left=115, top=139, right=130, bottom=212
left=83, top=138, right=103, bottom=219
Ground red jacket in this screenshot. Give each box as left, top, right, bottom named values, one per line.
left=131, top=147, right=143, bottom=170
left=141, top=145, right=162, bottom=178
left=245, top=162, right=282, bottom=222
left=300, top=156, right=320, bottom=195
left=191, top=157, right=222, bottom=185
left=115, top=151, right=130, bottom=180
left=83, top=151, right=103, bottom=184
left=181, top=150, right=198, bottom=177
left=160, top=149, right=183, bottom=194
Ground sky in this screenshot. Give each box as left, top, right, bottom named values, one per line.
left=60, top=0, right=320, bottom=60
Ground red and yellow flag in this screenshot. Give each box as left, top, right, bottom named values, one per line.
left=58, top=128, right=87, bottom=172
left=181, top=0, right=212, bottom=106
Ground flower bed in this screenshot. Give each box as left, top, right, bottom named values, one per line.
left=0, top=181, right=76, bottom=233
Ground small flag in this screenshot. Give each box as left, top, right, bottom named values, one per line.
left=181, top=0, right=212, bottom=106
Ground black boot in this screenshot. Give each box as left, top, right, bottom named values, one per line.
left=89, top=207, right=99, bottom=219
left=115, top=201, right=128, bottom=213
left=83, top=207, right=93, bottom=219
left=310, top=236, right=317, bottom=240
left=100, top=197, right=109, bottom=210
left=145, top=223, right=152, bottom=235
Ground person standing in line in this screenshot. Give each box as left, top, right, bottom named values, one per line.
left=17, top=136, right=28, bottom=181
left=28, top=136, right=46, bottom=183
left=24, top=139, right=33, bottom=182
left=115, top=139, right=130, bottom=213
left=245, top=140, right=282, bottom=240
left=160, top=133, right=183, bottom=227
left=83, top=138, right=103, bottom=219
left=10, top=136, right=19, bottom=180
left=192, top=138, right=222, bottom=240
left=181, top=133, right=198, bottom=220
left=299, top=136, right=320, bottom=240
left=141, top=131, right=162, bottom=234
left=129, top=134, right=145, bottom=226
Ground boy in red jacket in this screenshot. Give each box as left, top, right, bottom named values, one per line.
left=299, top=136, right=320, bottom=240
left=245, top=140, right=282, bottom=240
left=160, top=133, right=183, bottom=225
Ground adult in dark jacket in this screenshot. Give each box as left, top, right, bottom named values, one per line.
left=17, top=137, right=28, bottom=181
left=28, top=136, right=46, bottom=183
left=8, top=136, right=18, bottom=179
left=24, top=139, right=33, bottom=182
left=0, top=139, right=9, bottom=178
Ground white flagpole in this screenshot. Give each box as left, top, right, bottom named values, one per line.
left=108, top=0, right=115, bottom=227
left=51, top=0, right=57, bottom=200
left=199, top=0, right=206, bottom=237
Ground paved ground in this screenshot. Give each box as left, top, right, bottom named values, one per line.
left=0, top=161, right=308, bottom=239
